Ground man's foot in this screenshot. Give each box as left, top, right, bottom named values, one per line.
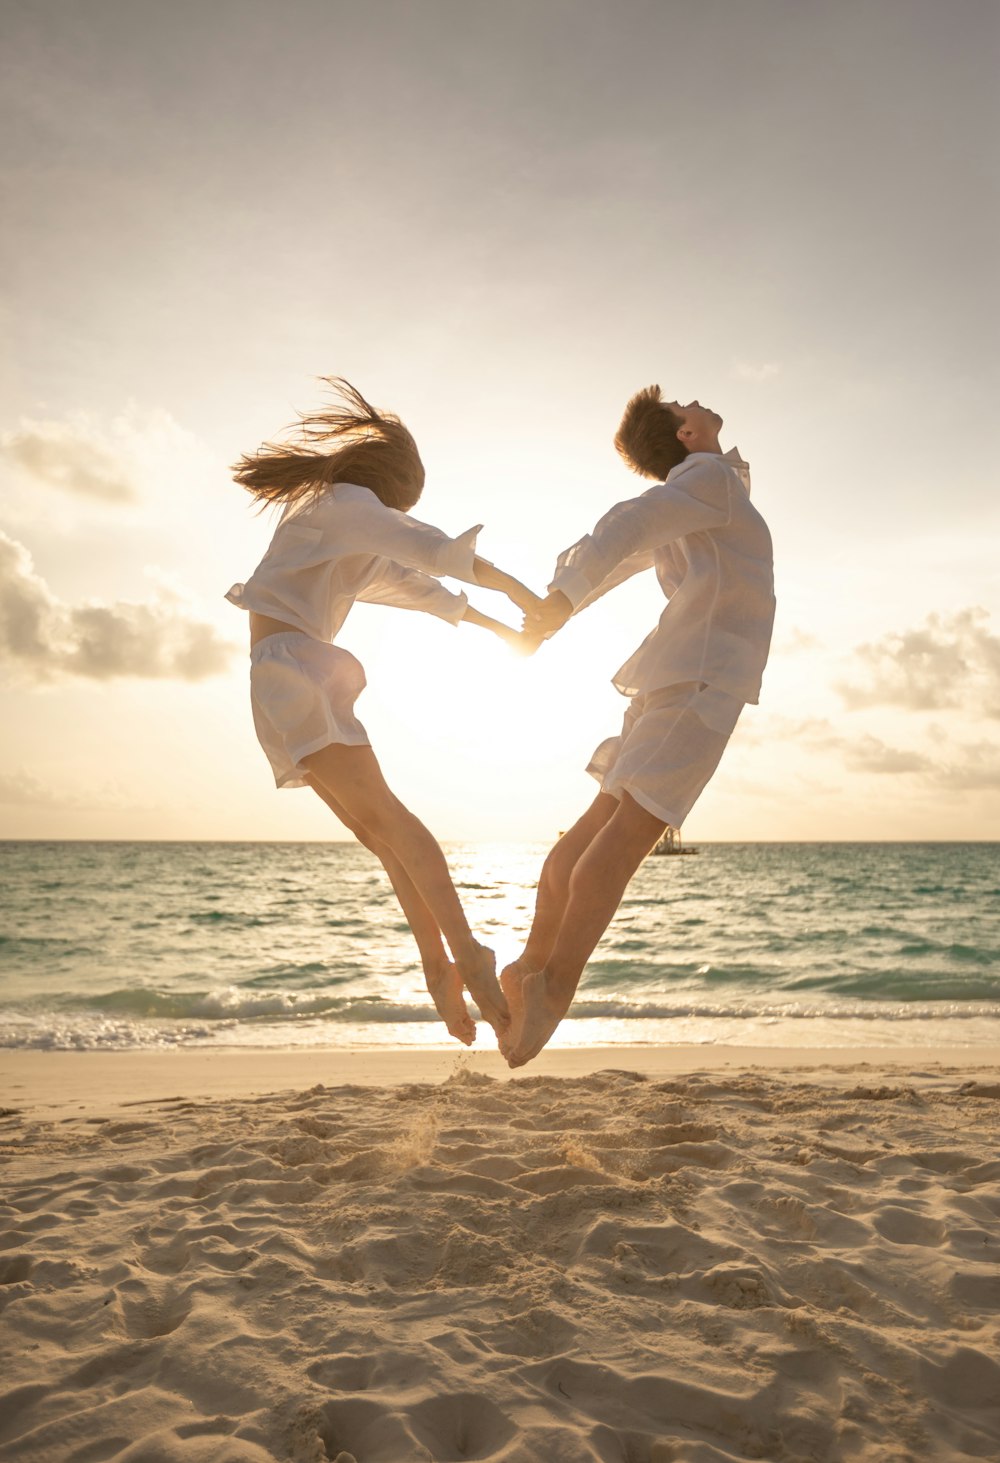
left=424, top=962, right=476, bottom=1046
left=457, top=942, right=509, bottom=1041
left=504, top=970, right=570, bottom=1068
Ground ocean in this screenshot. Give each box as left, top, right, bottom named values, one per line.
left=1, top=841, right=998, bottom=1052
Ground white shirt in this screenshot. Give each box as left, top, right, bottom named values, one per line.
left=226, top=482, right=480, bottom=642
left=549, top=448, right=775, bottom=703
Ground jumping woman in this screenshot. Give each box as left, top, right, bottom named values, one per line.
left=226, top=378, right=539, bottom=1046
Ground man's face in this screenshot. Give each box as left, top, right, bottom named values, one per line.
left=667, top=400, right=724, bottom=438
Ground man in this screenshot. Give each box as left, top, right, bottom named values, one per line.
left=502, top=386, right=776, bottom=1066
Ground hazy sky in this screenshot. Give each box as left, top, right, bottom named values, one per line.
left=2, top=0, right=998, bottom=842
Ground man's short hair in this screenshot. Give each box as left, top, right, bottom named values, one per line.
left=614, top=385, right=688, bottom=480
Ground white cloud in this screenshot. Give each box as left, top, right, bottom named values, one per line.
left=0, top=529, right=235, bottom=682
left=732, top=360, right=780, bottom=383
left=0, top=769, right=63, bottom=807
left=0, top=406, right=205, bottom=514
left=749, top=714, right=1000, bottom=795
left=843, top=735, right=932, bottom=776
left=838, top=608, right=1000, bottom=718
left=2, top=416, right=138, bottom=502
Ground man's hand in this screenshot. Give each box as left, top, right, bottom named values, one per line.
left=523, top=589, right=573, bottom=640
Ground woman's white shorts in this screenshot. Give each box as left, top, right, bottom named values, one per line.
left=587, top=680, right=744, bottom=828
left=249, top=633, right=370, bottom=789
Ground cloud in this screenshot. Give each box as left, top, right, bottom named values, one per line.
left=1, top=417, right=138, bottom=502
left=0, top=530, right=234, bottom=682
left=0, top=770, right=63, bottom=808
left=838, top=608, right=1000, bottom=718
left=752, top=715, right=1000, bottom=795
left=732, top=360, right=780, bottom=383
left=843, top=735, right=932, bottom=776
left=932, top=740, right=1000, bottom=793
left=774, top=626, right=820, bottom=655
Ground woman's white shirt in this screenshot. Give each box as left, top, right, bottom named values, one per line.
left=226, top=483, right=480, bottom=642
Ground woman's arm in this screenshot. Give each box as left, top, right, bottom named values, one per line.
left=472, top=557, right=545, bottom=617
left=461, top=603, right=536, bottom=654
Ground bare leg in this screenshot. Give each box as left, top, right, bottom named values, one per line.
left=499, top=794, right=617, bottom=1055
left=504, top=793, right=619, bottom=978
left=506, top=793, right=666, bottom=1067
left=307, top=779, right=476, bottom=1046
left=300, top=743, right=508, bottom=1037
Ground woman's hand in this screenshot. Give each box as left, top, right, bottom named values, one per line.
left=461, top=603, right=538, bottom=653
left=523, top=589, right=573, bottom=639
left=473, top=558, right=545, bottom=617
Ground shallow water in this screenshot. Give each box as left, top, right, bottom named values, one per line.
left=2, top=840, right=998, bottom=1050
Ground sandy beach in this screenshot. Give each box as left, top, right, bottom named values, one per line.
left=2, top=1045, right=999, bottom=1462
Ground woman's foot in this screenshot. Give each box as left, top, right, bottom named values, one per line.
left=424, top=961, right=476, bottom=1046
left=457, top=942, right=509, bottom=1041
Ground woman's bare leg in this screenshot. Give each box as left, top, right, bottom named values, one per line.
left=300, top=742, right=508, bottom=1037
left=307, top=779, right=476, bottom=1045
left=506, top=793, right=666, bottom=1067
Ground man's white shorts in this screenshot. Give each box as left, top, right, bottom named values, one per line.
left=587, top=680, right=744, bottom=827
left=249, top=632, right=370, bottom=789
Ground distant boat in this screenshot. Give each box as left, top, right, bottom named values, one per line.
left=652, top=826, right=698, bottom=856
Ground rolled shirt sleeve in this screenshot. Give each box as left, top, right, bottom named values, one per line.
left=549, top=462, right=731, bottom=611
left=324, top=484, right=482, bottom=585
left=356, top=561, right=469, bottom=625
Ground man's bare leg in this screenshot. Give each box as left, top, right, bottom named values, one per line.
left=506, top=793, right=666, bottom=1067
left=501, top=793, right=618, bottom=983
left=307, top=778, right=476, bottom=1045
left=301, top=743, right=508, bottom=1038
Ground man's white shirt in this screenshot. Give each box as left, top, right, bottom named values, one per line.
left=549, top=448, right=775, bottom=704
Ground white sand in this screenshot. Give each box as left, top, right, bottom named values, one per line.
left=2, top=1047, right=999, bottom=1462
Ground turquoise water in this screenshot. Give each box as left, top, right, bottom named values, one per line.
left=1, top=841, right=998, bottom=1050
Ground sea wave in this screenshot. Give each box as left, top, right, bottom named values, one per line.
left=3, top=990, right=1000, bottom=1051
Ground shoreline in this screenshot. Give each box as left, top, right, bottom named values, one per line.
left=5, top=1041, right=999, bottom=1121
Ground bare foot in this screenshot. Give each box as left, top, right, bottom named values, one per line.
left=424, top=962, right=476, bottom=1046
left=458, top=942, right=509, bottom=1041
left=498, top=960, right=532, bottom=1059
left=504, top=970, right=570, bottom=1068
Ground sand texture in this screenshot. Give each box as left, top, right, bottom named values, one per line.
left=2, top=1061, right=999, bottom=1462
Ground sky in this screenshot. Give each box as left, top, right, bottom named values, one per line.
left=1, top=0, right=998, bottom=843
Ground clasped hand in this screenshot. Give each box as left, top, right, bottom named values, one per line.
left=517, top=589, right=573, bottom=655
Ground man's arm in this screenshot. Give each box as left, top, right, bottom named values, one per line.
left=547, top=463, right=730, bottom=613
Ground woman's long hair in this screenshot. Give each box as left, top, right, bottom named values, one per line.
left=614, top=385, right=688, bottom=480
left=232, top=378, right=425, bottom=511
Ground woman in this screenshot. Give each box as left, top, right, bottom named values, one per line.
left=227, top=378, right=540, bottom=1045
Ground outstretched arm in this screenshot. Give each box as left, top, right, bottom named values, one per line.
left=462, top=603, right=536, bottom=654
left=523, top=589, right=573, bottom=642
left=473, top=557, right=545, bottom=618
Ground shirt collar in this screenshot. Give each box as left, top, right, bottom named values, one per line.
left=722, top=446, right=751, bottom=495
left=674, top=446, right=752, bottom=495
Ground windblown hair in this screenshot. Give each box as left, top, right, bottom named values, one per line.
left=613, top=385, right=688, bottom=481
left=232, top=378, right=425, bottom=512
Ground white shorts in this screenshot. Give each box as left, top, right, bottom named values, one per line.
left=249, top=633, right=370, bottom=789
left=587, top=681, right=744, bottom=827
